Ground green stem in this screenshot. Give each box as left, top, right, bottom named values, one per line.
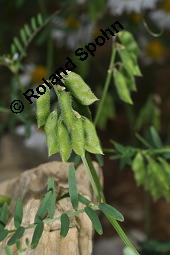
left=81, top=153, right=140, bottom=255
left=109, top=218, right=140, bottom=255
left=81, top=155, right=100, bottom=201
left=94, top=45, right=116, bottom=126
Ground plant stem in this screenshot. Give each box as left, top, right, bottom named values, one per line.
left=82, top=153, right=105, bottom=202
left=81, top=155, right=100, bottom=201
left=81, top=153, right=140, bottom=255
left=109, top=218, right=140, bottom=255
left=94, top=45, right=116, bottom=126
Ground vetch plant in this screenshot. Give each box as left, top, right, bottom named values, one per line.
left=0, top=12, right=142, bottom=254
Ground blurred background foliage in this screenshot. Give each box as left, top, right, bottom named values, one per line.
left=0, top=0, right=170, bottom=253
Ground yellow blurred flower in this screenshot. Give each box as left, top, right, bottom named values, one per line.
left=130, top=13, right=143, bottom=23
left=65, top=16, right=80, bottom=29
left=92, top=26, right=101, bottom=39
left=161, top=0, right=170, bottom=13
left=31, top=65, right=47, bottom=84
left=146, top=40, right=167, bottom=60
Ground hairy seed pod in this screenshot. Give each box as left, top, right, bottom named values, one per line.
left=58, top=121, right=72, bottom=161
left=44, top=110, right=59, bottom=156
left=36, top=86, right=50, bottom=128
left=83, top=117, right=103, bottom=154
left=71, top=117, right=85, bottom=156
left=59, top=91, right=74, bottom=129
left=63, top=72, right=98, bottom=106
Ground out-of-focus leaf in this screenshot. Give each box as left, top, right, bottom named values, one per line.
left=88, top=0, right=106, bottom=20
left=149, top=126, right=162, bottom=148
left=132, top=152, right=146, bottom=186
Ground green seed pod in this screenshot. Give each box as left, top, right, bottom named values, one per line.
left=72, top=100, right=92, bottom=120
left=58, top=121, right=72, bottom=161
left=118, top=31, right=139, bottom=55
left=36, top=86, right=50, bottom=128
left=63, top=72, right=98, bottom=106
left=44, top=110, right=59, bottom=156
left=71, top=117, right=85, bottom=156
left=59, top=91, right=74, bottom=129
left=83, top=117, right=103, bottom=154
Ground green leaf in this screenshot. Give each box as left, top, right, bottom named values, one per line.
left=68, top=166, right=78, bottom=210
left=0, top=224, right=8, bottom=241
left=78, top=194, right=91, bottom=206
left=158, top=158, right=170, bottom=180
left=20, top=28, right=27, bottom=46
left=112, top=141, right=127, bottom=154
left=14, top=199, right=23, bottom=228
left=47, top=177, right=56, bottom=192
left=31, top=17, right=37, bottom=31
left=7, top=227, right=25, bottom=246
left=99, top=203, right=124, bottom=222
left=47, top=192, right=56, bottom=219
left=31, top=221, right=44, bottom=249
left=0, top=203, right=9, bottom=226
left=149, top=126, right=162, bottom=148
left=11, top=44, right=17, bottom=55
left=147, top=156, right=169, bottom=199
left=132, top=153, right=146, bottom=186
left=13, top=37, right=25, bottom=54
left=34, top=191, right=52, bottom=223
left=113, top=69, right=133, bottom=105
left=37, top=13, right=43, bottom=26
left=84, top=207, right=103, bottom=235
left=24, top=24, right=31, bottom=37
left=60, top=213, right=70, bottom=237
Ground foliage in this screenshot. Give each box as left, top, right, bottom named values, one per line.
left=0, top=175, right=124, bottom=253
left=0, top=13, right=46, bottom=74
left=1, top=1, right=170, bottom=254
left=111, top=126, right=170, bottom=200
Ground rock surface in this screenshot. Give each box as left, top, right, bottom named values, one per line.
left=0, top=161, right=102, bottom=255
